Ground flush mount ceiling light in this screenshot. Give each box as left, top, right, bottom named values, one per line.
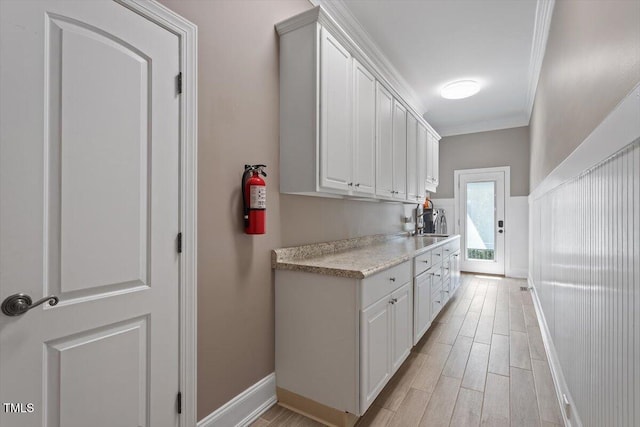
left=440, top=80, right=481, bottom=100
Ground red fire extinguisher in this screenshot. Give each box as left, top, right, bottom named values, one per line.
left=242, top=164, right=267, bottom=234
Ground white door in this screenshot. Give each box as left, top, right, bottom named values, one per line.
left=390, top=282, right=412, bottom=373
left=457, top=169, right=507, bottom=275
left=352, top=59, right=375, bottom=195
left=375, top=83, right=394, bottom=198
left=0, top=1, right=181, bottom=426
left=406, top=114, right=418, bottom=201
left=320, top=27, right=352, bottom=192
left=360, top=297, right=391, bottom=413
left=391, top=100, right=407, bottom=200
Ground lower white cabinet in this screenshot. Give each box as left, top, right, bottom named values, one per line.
left=360, top=295, right=392, bottom=410
left=413, top=271, right=432, bottom=345
left=389, top=282, right=412, bottom=373
left=360, top=281, right=412, bottom=412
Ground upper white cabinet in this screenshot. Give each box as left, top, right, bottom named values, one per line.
left=319, top=28, right=352, bottom=192
left=417, top=123, right=427, bottom=201
left=375, top=83, right=394, bottom=198
left=277, top=7, right=440, bottom=200
left=352, top=59, right=376, bottom=195
left=391, top=100, right=407, bottom=200
left=406, top=114, right=418, bottom=201
left=426, top=131, right=440, bottom=192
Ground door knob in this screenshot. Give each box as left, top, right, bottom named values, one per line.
left=1, top=293, right=59, bottom=316
left=498, top=229, right=504, bottom=234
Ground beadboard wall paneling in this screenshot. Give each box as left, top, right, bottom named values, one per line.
left=530, top=139, right=639, bottom=426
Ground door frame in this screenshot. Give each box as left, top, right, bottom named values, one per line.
left=116, top=1, right=198, bottom=425
left=453, top=166, right=510, bottom=275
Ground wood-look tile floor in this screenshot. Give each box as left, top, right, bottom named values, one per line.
left=251, top=274, right=564, bottom=427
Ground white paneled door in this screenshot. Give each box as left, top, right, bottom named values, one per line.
left=0, top=1, right=181, bottom=426
left=456, top=169, right=507, bottom=275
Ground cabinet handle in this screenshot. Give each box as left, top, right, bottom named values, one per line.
left=355, top=183, right=360, bottom=187
left=435, top=253, right=441, bottom=257
left=389, top=299, right=395, bottom=305
left=389, top=277, right=396, bottom=282
left=348, top=182, right=353, bottom=186
left=444, top=249, right=451, bottom=252
left=435, top=300, right=441, bottom=304
left=422, top=260, right=429, bottom=264
left=393, top=298, right=398, bottom=303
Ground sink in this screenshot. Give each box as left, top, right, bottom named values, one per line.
left=421, top=233, right=450, bottom=237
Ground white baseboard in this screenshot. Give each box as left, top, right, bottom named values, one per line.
left=506, top=268, right=528, bottom=279
left=198, top=373, right=276, bottom=427
left=528, top=277, right=579, bottom=427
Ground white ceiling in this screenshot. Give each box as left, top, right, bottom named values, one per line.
left=315, top=0, right=552, bottom=137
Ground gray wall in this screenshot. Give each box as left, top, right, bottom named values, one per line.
left=437, top=126, right=530, bottom=198
left=529, top=0, right=640, bottom=191
left=156, top=0, right=405, bottom=420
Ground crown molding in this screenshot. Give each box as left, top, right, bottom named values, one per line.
left=437, top=113, right=529, bottom=138
left=525, top=0, right=555, bottom=118
left=308, top=0, right=430, bottom=118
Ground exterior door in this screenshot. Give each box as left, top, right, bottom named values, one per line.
left=457, top=169, right=507, bottom=275
left=0, top=1, right=181, bottom=426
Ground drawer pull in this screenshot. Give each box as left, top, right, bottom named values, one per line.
left=435, top=253, right=441, bottom=257
left=389, top=277, right=396, bottom=282
left=435, top=300, right=441, bottom=304
left=422, top=260, right=429, bottom=264
left=389, top=298, right=398, bottom=305
left=444, top=249, right=451, bottom=252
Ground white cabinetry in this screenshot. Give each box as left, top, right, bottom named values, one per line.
left=417, top=123, right=427, bottom=202
left=413, top=271, right=431, bottom=345
left=390, top=282, right=412, bottom=372
left=406, top=114, right=418, bottom=201
left=319, top=28, right=352, bottom=192
left=376, top=83, right=394, bottom=198
left=426, top=131, right=440, bottom=192
left=360, top=296, right=391, bottom=409
left=407, top=118, right=427, bottom=203
left=277, top=7, right=441, bottom=201
left=392, top=101, right=408, bottom=200
left=352, top=59, right=376, bottom=195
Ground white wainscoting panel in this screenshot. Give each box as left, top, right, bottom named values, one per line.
left=198, top=373, right=276, bottom=427
left=529, top=85, right=640, bottom=427
left=507, top=196, right=529, bottom=278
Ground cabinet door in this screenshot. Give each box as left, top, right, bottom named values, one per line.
left=390, top=282, right=412, bottom=373
left=417, top=124, right=427, bottom=202
left=375, top=83, right=394, bottom=198
left=360, top=297, right=391, bottom=412
left=432, top=137, right=439, bottom=185
left=413, top=272, right=431, bottom=345
left=392, top=100, right=407, bottom=200
left=406, top=114, right=418, bottom=201
left=319, top=28, right=352, bottom=192
left=451, top=250, right=461, bottom=293
left=352, top=59, right=376, bottom=195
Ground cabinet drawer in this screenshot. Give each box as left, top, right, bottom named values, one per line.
left=413, top=250, right=432, bottom=276
left=431, top=246, right=444, bottom=265
left=361, top=261, right=411, bottom=308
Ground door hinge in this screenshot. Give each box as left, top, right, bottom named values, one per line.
left=177, top=72, right=183, bottom=94
left=177, top=391, right=182, bottom=414
left=177, top=232, right=183, bottom=254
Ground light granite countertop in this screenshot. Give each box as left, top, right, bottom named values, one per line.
left=272, top=233, right=460, bottom=279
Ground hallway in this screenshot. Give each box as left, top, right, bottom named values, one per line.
left=253, top=274, right=563, bottom=426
